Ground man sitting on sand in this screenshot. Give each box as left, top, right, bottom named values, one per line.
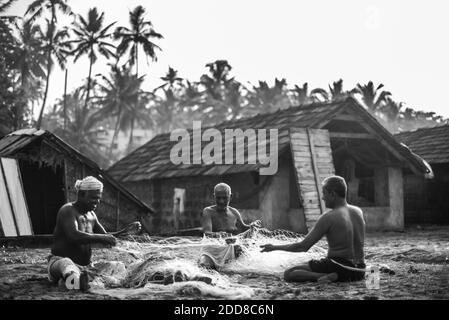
left=260, top=175, right=366, bottom=283
left=199, top=183, right=261, bottom=269
left=48, top=176, right=141, bottom=291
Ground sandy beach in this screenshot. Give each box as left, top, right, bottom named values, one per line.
left=1, top=225, right=448, bottom=300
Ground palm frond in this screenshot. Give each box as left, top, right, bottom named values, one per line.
left=24, top=0, right=42, bottom=16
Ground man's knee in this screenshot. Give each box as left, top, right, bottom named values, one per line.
left=199, top=255, right=215, bottom=269
left=284, top=269, right=292, bottom=282
left=284, top=264, right=310, bottom=281
left=49, top=257, right=80, bottom=281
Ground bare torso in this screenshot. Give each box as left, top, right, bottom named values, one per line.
left=51, top=203, right=97, bottom=266
left=202, top=205, right=240, bottom=234
left=324, top=204, right=365, bottom=264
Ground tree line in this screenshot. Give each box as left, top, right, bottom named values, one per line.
left=1, top=0, right=447, bottom=168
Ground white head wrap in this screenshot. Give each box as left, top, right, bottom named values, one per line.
left=75, top=176, right=103, bottom=192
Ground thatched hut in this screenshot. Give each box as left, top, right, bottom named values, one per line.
left=0, top=129, right=155, bottom=237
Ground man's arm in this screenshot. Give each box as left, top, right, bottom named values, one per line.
left=201, top=208, right=213, bottom=234
left=261, top=214, right=330, bottom=253
left=230, top=208, right=251, bottom=232
left=93, top=213, right=107, bottom=234
left=60, top=208, right=114, bottom=245
left=93, top=213, right=141, bottom=236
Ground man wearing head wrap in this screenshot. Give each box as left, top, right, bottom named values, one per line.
left=199, top=183, right=261, bottom=269
left=48, top=176, right=141, bottom=291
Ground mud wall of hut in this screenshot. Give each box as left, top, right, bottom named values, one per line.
left=240, top=152, right=306, bottom=234
left=121, top=151, right=307, bottom=235
left=360, top=166, right=404, bottom=231
left=124, top=172, right=263, bottom=234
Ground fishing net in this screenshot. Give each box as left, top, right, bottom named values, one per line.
left=88, top=227, right=327, bottom=299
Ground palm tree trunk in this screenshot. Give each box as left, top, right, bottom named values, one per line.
left=36, top=11, right=56, bottom=130
left=128, top=46, right=138, bottom=152
left=83, top=49, right=94, bottom=113
left=63, top=68, right=68, bottom=130
left=127, top=117, right=135, bottom=152
left=109, top=110, right=122, bottom=158
left=135, top=46, right=138, bottom=78
left=36, top=43, right=53, bottom=129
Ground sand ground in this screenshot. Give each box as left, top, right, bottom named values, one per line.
left=1, top=225, right=448, bottom=300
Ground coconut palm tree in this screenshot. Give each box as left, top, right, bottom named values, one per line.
left=95, top=63, right=145, bottom=155
left=67, top=7, right=116, bottom=114
left=26, top=0, right=72, bottom=129
left=200, top=60, right=233, bottom=100
left=120, top=91, right=153, bottom=152
left=290, top=82, right=327, bottom=105
left=355, top=81, right=391, bottom=113
left=52, top=87, right=110, bottom=167
left=246, top=78, right=289, bottom=116
left=199, top=60, right=245, bottom=123
left=0, top=0, right=18, bottom=33
left=12, top=20, right=46, bottom=89
left=151, top=67, right=185, bottom=133
left=41, top=20, right=71, bottom=71
left=327, top=79, right=358, bottom=101
left=0, top=0, right=19, bottom=135
left=9, top=19, right=48, bottom=128
left=113, top=6, right=162, bottom=147
left=113, top=5, right=163, bottom=77
left=159, top=66, right=183, bottom=87
left=178, top=80, right=204, bottom=126
left=381, top=97, right=403, bottom=122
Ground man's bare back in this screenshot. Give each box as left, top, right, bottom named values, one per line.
left=260, top=176, right=366, bottom=283
left=322, top=204, right=365, bottom=264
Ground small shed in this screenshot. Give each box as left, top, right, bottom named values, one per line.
left=395, top=125, right=449, bottom=224
left=0, top=129, right=155, bottom=237
left=109, top=97, right=431, bottom=234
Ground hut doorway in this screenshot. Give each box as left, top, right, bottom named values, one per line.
left=19, top=160, right=66, bottom=234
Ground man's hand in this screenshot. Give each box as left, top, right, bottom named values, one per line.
left=102, top=234, right=117, bottom=246
left=250, top=220, right=262, bottom=228
left=260, top=243, right=276, bottom=252
left=126, top=221, right=142, bottom=234
left=112, top=222, right=143, bottom=237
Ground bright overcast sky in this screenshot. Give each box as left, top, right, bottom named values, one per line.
left=6, top=0, right=449, bottom=118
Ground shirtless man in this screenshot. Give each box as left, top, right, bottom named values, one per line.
left=199, top=183, right=261, bottom=268
left=48, top=176, right=141, bottom=290
left=260, top=175, right=366, bottom=283
left=201, top=183, right=261, bottom=237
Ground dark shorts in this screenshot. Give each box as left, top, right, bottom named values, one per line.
left=308, top=257, right=366, bottom=282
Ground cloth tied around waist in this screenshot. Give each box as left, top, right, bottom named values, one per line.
left=200, top=244, right=241, bottom=269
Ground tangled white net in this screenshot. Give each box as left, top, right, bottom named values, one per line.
left=89, top=227, right=327, bottom=299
